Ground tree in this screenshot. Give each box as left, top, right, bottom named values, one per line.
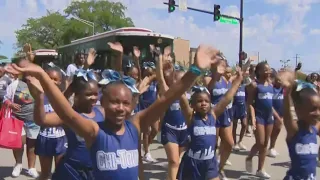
left=64, top=1, right=134, bottom=32
left=15, top=1, right=134, bottom=50
left=15, top=11, right=69, bottom=49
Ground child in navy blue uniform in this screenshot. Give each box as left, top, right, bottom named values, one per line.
left=268, top=71, right=284, bottom=158
left=232, top=83, right=248, bottom=151
left=207, top=60, right=234, bottom=174
left=245, top=62, right=275, bottom=178
left=156, top=59, right=189, bottom=179
left=34, top=67, right=67, bottom=180
left=177, top=66, right=243, bottom=180
left=30, top=69, right=103, bottom=180
left=140, top=61, right=159, bottom=162
left=278, top=71, right=320, bottom=180
left=9, top=45, right=220, bottom=179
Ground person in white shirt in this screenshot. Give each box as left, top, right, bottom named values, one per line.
left=66, top=53, right=85, bottom=77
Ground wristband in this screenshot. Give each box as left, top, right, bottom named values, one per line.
left=188, top=64, right=202, bottom=76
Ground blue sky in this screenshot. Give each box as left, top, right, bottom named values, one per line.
left=0, top=0, right=320, bottom=72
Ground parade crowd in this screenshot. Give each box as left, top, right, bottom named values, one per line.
left=0, top=42, right=319, bottom=180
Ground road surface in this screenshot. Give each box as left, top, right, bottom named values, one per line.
left=0, top=124, right=319, bottom=180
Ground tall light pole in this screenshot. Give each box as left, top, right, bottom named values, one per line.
left=280, top=59, right=290, bottom=68
left=71, top=16, right=95, bottom=36
left=239, top=0, right=244, bottom=67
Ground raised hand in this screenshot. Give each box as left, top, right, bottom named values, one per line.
left=23, top=43, right=32, bottom=53
left=195, top=45, right=221, bottom=70
left=26, top=76, right=44, bottom=98
left=235, top=66, right=243, bottom=79
left=5, top=63, right=45, bottom=78
left=133, top=46, right=141, bottom=58
left=149, top=44, right=155, bottom=53
left=137, top=76, right=151, bottom=94
left=277, top=70, right=295, bottom=89
left=85, top=48, right=97, bottom=67
left=108, top=42, right=123, bottom=54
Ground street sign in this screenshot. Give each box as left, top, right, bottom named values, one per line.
left=219, top=16, right=239, bottom=25
left=179, top=0, right=187, bottom=11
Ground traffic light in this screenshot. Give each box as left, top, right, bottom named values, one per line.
left=240, top=51, right=247, bottom=61
left=214, top=4, right=221, bottom=21
left=168, top=0, right=176, bottom=13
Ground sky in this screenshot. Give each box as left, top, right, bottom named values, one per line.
left=0, top=0, right=320, bottom=72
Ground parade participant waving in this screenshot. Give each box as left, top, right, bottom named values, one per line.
left=6, top=44, right=219, bottom=179
left=278, top=70, right=319, bottom=180
left=177, top=65, right=243, bottom=180
left=28, top=69, right=103, bottom=180
left=155, top=49, right=188, bottom=180
left=34, top=66, right=67, bottom=180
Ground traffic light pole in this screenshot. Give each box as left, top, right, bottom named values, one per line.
left=239, top=0, right=244, bottom=67
left=164, top=1, right=244, bottom=67
left=164, top=2, right=241, bottom=20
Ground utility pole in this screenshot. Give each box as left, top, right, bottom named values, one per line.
left=294, top=54, right=300, bottom=67
left=239, top=0, right=244, bottom=67
left=257, top=52, right=260, bottom=63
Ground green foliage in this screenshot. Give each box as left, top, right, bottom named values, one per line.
left=15, top=0, right=134, bottom=51
left=15, top=11, right=68, bottom=50
left=0, top=55, right=7, bottom=60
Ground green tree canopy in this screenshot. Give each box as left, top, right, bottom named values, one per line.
left=15, top=0, right=134, bottom=50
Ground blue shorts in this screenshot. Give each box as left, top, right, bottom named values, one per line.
left=177, top=153, right=219, bottom=180
left=35, top=135, right=67, bottom=156
left=228, top=107, right=234, bottom=121
left=161, top=124, right=188, bottom=147
left=52, top=159, right=94, bottom=180
left=215, top=110, right=231, bottom=128
left=256, top=116, right=274, bottom=125
left=233, top=103, right=246, bottom=120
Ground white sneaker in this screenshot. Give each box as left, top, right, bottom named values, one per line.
left=143, top=152, right=156, bottom=162
left=268, top=148, right=278, bottom=158
left=238, top=143, right=247, bottom=150
left=245, top=158, right=253, bottom=173
left=219, top=171, right=229, bottom=180
left=233, top=144, right=240, bottom=151
left=225, top=160, right=232, bottom=166
left=256, top=170, right=271, bottom=179
left=12, top=163, right=22, bottom=177
left=245, top=132, right=252, bottom=137
left=27, top=168, right=39, bottom=178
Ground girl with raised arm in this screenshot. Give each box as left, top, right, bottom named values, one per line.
left=34, top=66, right=67, bottom=180
left=155, top=53, right=188, bottom=180
left=7, top=44, right=219, bottom=179
left=177, top=65, right=243, bottom=180
left=27, top=69, right=103, bottom=180
left=278, top=70, right=319, bottom=180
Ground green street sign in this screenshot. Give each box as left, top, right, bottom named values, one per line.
left=219, top=16, right=239, bottom=25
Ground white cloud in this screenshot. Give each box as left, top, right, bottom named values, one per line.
left=0, top=0, right=319, bottom=71
left=309, top=29, right=320, bottom=35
